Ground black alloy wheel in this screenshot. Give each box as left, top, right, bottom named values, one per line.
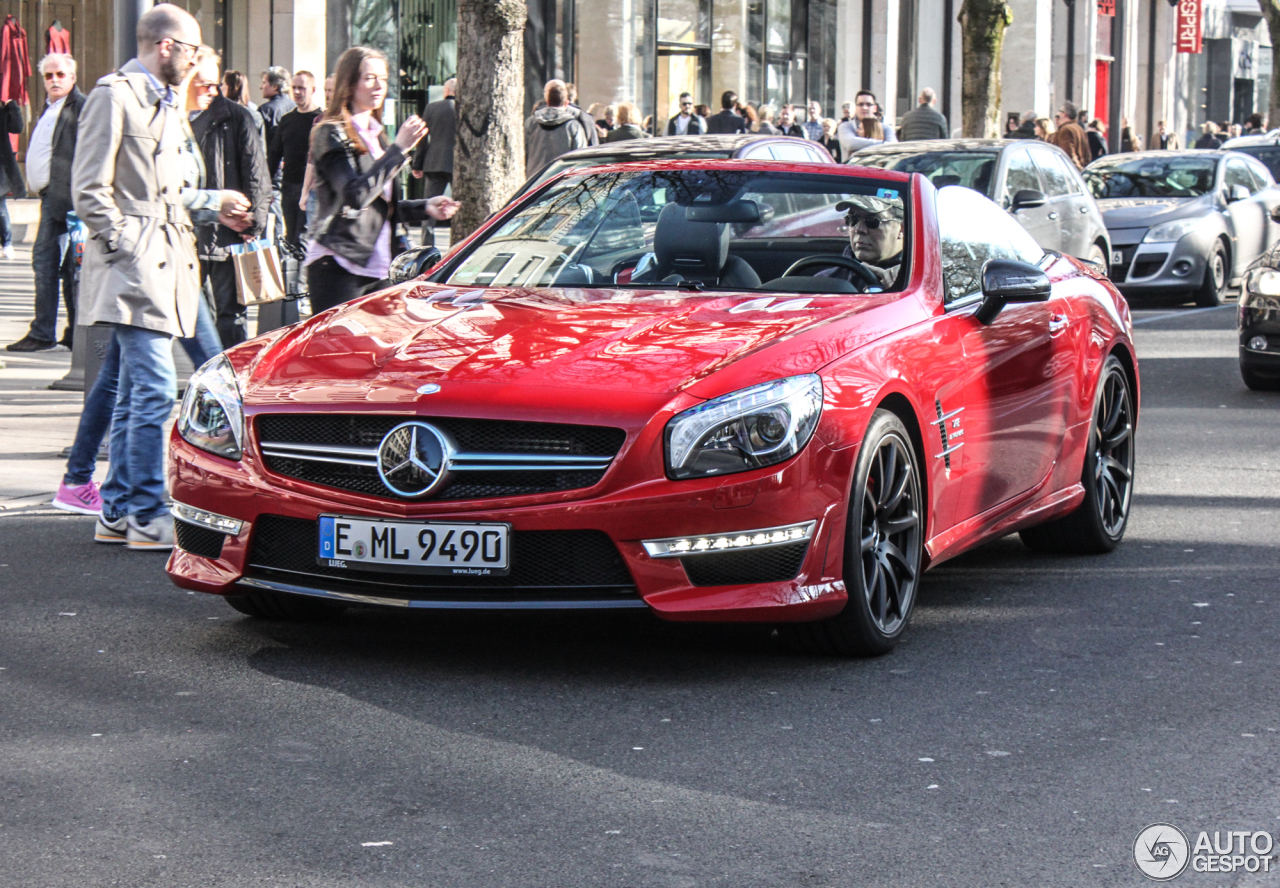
left=1021, top=355, right=1135, bottom=553
left=1195, top=241, right=1228, bottom=307
left=788, top=410, right=924, bottom=656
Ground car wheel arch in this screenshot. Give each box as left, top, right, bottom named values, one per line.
left=870, top=391, right=931, bottom=539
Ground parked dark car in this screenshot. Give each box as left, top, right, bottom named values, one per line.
left=1236, top=217, right=1280, bottom=389
left=850, top=138, right=1112, bottom=272
left=1083, top=150, right=1280, bottom=306
left=512, top=134, right=834, bottom=201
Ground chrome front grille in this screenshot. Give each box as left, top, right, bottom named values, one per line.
left=255, top=414, right=626, bottom=501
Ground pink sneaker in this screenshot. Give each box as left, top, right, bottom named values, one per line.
left=52, top=480, right=103, bottom=516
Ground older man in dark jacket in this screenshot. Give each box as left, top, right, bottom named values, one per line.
left=411, top=77, right=456, bottom=239
left=193, top=89, right=271, bottom=347
left=7, top=53, right=85, bottom=353
left=897, top=88, right=949, bottom=141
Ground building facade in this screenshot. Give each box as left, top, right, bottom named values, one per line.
left=36, top=0, right=1276, bottom=169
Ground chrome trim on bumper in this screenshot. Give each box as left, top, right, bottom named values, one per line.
left=235, top=576, right=650, bottom=610
left=259, top=440, right=614, bottom=473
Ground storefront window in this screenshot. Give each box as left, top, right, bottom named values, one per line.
left=351, top=0, right=400, bottom=122
left=765, top=0, right=789, bottom=53
left=659, top=0, right=710, bottom=44
left=401, top=0, right=458, bottom=115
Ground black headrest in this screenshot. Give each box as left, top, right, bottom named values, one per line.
left=653, top=203, right=729, bottom=282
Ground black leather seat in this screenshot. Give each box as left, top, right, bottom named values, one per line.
left=649, top=203, right=761, bottom=289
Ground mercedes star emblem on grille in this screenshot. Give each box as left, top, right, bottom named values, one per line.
left=376, top=422, right=453, bottom=498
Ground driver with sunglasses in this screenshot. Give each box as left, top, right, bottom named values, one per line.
left=815, top=195, right=905, bottom=290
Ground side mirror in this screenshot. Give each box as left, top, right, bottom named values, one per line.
left=974, top=258, right=1052, bottom=324
left=388, top=245, right=443, bottom=284
left=1009, top=189, right=1047, bottom=212
left=1269, top=205, right=1280, bottom=223
left=1227, top=183, right=1250, bottom=203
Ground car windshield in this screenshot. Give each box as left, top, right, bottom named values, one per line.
left=1084, top=156, right=1218, bottom=198
left=438, top=168, right=910, bottom=293
left=1233, top=145, right=1280, bottom=181
left=854, top=151, right=997, bottom=197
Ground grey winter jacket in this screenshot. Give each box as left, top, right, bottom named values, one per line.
left=525, top=106, right=589, bottom=174
left=897, top=103, right=949, bottom=141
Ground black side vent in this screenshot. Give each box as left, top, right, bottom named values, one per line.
left=679, top=541, right=809, bottom=587
left=934, top=400, right=951, bottom=470
left=175, top=521, right=228, bottom=559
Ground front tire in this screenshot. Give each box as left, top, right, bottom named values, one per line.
left=1021, top=355, right=1135, bottom=553
left=1194, top=242, right=1227, bottom=307
left=788, top=410, right=924, bottom=656
left=1086, top=243, right=1109, bottom=277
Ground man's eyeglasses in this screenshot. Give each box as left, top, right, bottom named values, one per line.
left=192, top=80, right=219, bottom=95
left=43, top=71, right=70, bottom=80
left=841, top=213, right=888, bottom=230
left=159, top=37, right=199, bottom=55
left=855, top=102, right=876, bottom=108
left=680, top=101, right=693, bottom=108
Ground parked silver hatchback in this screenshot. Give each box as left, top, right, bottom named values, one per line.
left=851, top=138, right=1112, bottom=272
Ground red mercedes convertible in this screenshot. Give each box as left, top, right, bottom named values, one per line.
left=167, top=161, right=1138, bottom=656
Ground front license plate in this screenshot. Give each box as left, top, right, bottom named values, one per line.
left=317, top=515, right=511, bottom=576
left=1111, top=250, right=1124, bottom=268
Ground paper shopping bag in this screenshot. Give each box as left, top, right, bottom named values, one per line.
left=231, top=237, right=287, bottom=306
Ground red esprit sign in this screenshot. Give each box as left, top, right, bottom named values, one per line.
left=1176, top=0, right=1202, bottom=54
left=1097, top=0, right=1115, bottom=16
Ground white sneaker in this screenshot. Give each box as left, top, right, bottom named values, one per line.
left=2, top=245, right=13, bottom=260
left=125, top=515, right=175, bottom=551
left=94, top=514, right=128, bottom=544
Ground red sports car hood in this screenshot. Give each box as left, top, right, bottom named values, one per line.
left=246, top=282, right=909, bottom=408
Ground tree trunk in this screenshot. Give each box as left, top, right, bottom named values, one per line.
left=452, top=0, right=527, bottom=241
left=1263, top=2, right=1280, bottom=132
left=957, top=0, right=1014, bottom=138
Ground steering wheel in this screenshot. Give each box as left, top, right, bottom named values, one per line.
left=781, top=254, right=881, bottom=291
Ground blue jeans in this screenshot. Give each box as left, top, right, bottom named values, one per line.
left=28, top=202, right=73, bottom=343
left=0, top=196, right=10, bottom=247
left=64, top=296, right=221, bottom=489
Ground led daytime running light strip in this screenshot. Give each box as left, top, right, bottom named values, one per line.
left=171, top=502, right=246, bottom=536
left=642, top=521, right=815, bottom=558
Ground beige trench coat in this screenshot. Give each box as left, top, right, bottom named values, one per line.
left=73, top=59, right=200, bottom=338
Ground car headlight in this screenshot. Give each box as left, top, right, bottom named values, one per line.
left=1245, top=268, right=1280, bottom=296
left=177, top=354, right=244, bottom=459
left=1143, top=217, right=1204, bottom=243
left=665, top=375, right=823, bottom=480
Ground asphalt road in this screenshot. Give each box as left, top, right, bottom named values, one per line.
left=1, top=301, right=1277, bottom=888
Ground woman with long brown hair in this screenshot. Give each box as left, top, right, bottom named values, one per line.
left=304, top=46, right=458, bottom=313
left=221, top=69, right=263, bottom=134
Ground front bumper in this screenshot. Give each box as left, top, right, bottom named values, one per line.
left=1239, top=292, right=1280, bottom=377
left=1109, top=235, right=1207, bottom=294
left=166, top=430, right=855, bottom=622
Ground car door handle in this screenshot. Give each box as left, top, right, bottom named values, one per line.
left=1049, top=313, right=1068, bottom=335
left=1048, top=212, right=1060, bottom=220
left=1079, top=206, right=1090, bottom=213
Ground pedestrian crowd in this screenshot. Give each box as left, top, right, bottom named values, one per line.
left=5, top=3, right=458, bottom=550
left=523, top=82, right=954, bottom=171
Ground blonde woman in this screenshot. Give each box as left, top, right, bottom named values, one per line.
left=604, top=102, right=650, bottom=142
left=1034, top=118, right=1054, bottom=141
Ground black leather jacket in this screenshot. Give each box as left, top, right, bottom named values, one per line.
left=309, top=120, right=431, bottom=266
left=192, top=96, right=271, bottom=260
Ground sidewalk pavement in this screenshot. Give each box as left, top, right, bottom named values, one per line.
left=0, top=237, right=87, bottom=508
